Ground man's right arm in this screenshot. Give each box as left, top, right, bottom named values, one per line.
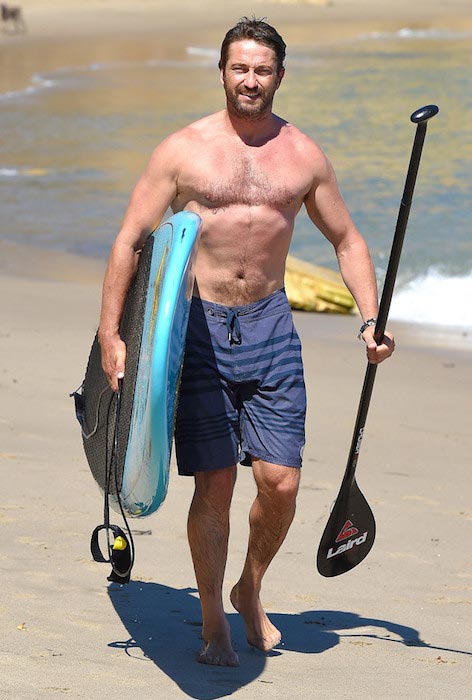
left=98, top=136, right=181, bottom=391
left=303, top=142, right=394, bottom=364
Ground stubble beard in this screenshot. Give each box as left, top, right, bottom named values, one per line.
left=224, top=83, right=276, bottom=122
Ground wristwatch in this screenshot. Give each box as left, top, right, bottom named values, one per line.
left=357, top=318, right=377, bottom=340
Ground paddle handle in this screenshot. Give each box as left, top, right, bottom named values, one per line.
left=344, top=105, right=439, bottom=485
left=373, top=105, right=439, bottom=343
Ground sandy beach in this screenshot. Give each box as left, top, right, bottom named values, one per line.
left=1, top=1, right=472, bottom=698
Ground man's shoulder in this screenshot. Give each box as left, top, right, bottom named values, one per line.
left=146, top=112, right=225, bottom=175
left=166, top=111, right=224, bottom=147
left=281, top=121, right=325, bottom=157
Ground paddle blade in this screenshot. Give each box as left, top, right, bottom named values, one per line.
left=317, top=478, right=376, bottom=577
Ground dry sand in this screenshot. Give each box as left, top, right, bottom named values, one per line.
left=1, top=1, right=472, bottom=698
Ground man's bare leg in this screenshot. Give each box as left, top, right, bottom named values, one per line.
left=230, top=459, right=300, bottom=652
left=187, top=465, right=240, bottom=666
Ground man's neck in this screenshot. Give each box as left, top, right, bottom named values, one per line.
left=224, top=107, right=280, bottom=147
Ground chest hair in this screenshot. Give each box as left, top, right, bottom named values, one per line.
left=199, top=153, right=294, bottom=209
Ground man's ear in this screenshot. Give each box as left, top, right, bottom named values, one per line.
left=220, top=68, right=225, bottom=86
left=276, top=68, right=285, bottom=89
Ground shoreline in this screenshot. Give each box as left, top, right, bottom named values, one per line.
left=0, top=0, right=472, bottom=350
left=1, top=0, right=471, bottom=350
left=0, top=247, right=470, bottom=353
left=1, top=0, right=472, bottom=94
left=1, top=228, right=470, bottom=353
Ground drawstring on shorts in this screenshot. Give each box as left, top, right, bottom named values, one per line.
left=226, top=309, right=242, bottom=346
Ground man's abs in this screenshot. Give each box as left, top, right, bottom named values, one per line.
left=185, top=203, right=295, bottom=306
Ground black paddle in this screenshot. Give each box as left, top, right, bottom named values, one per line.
left=316, top=104, right=439, bottom=577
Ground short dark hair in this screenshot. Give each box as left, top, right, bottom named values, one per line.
left=219, top=17, right=286, bottom=72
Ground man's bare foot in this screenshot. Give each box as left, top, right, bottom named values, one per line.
left=230, top=583, right=282, bottom=652
left=198, top=639, right=240, bottom=667
left=198, top=622, right=240, bottom=666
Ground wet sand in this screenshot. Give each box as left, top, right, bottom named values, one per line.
left=1, top=1, right=472, bottom=698
left=2, top=271, right=471, bottom=699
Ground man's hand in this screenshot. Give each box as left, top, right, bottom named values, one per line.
left=361, top=327, right=395, bottom=364
left=99, top=333, right=127, bottom=392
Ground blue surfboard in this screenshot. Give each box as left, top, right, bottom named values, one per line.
left=76, top=212, right=201, bottom=517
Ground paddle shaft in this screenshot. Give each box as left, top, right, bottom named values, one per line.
left=343, top=107, right=438, bottom=488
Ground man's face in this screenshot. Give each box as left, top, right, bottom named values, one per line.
left=220, top=40, right=284, bottom=120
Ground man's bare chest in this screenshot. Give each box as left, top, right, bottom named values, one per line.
left=179, top=149, right=308, bottom=210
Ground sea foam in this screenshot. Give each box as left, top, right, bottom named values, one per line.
left=360, top=27, right=472, bottom=41
left=390, top=269, right=472, bottom=330
left=0, top=73, right=57, bottom=101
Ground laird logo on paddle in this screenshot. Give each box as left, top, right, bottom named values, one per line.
left=326, top=531, right=368, bottom=559
left=335, top=519, right=358, bottom=543
left=355, top=427, right=364, bottom=455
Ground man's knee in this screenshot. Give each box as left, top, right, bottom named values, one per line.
left=252, top=460, right=300, bottom=507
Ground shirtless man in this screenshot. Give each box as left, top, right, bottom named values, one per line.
left=98, top=18, right=394, bottom=667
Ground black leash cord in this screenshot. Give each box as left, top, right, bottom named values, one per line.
left=91, top=377, right=135, bottom=582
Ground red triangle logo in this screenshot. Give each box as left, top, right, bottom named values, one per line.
left=335, top=520, right=359, bottom=543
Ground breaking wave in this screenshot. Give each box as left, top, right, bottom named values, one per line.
left=390, top=269, right=472, bottom=331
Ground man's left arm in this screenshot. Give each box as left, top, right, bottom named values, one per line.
left=304, top=151, right=395, bottom=364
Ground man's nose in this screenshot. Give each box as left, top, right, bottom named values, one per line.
left=243, top=71, right=258, bottom=89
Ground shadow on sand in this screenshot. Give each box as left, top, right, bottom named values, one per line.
left=107, top=580, right=471, bottom=699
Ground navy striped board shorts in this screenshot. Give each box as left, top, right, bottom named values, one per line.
left=174, top=288, right=306, bottom=476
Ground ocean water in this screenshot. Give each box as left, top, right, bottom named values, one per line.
left=1, top=28, right=471, bottom=336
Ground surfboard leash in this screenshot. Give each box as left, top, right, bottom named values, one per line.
left=90, top=378, right=135, bottom=584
